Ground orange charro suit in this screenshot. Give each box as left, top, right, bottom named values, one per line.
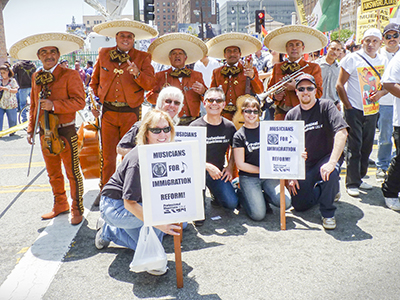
left=210, top=62, right=264, bottom=120
left=90, top=46, right=155, bottom=188
left=268, top=58, right=323, bottom=120
left=147, top=67, right=205, bottom=121
left=29, top=65, right=86, bottom=224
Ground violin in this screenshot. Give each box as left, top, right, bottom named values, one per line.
left=39, top=86, right=65, bottom=156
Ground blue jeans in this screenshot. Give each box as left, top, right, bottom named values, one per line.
left=239, top=175, right=291, bottom=221
left=0, top=107, right=17, bottom=131
left=376, top=105, right=394, bottom=171
left=206, top=172, right=238, bottom=209
left=99, top=195, right=164, bottom=251
left=291, top=155, right=339, bottom=218
left=16, top=88, right=30, bottom=122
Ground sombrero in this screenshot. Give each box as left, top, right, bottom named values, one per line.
left=93, top=19, right=158, bottom=40
left=9, top=32, right=84, bottom=60
left=206, top=33, right=262, bottom=59
left=148, top=33, right=207, bottom=65
left=264, top=25, right=328, bottom=54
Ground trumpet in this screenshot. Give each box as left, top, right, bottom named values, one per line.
left=264, top=64, right=309, bottom=97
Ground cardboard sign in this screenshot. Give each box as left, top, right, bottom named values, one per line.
left=174, top=126, right=206, bottom=188
left=139, top=141, right=204, bottom=226
left=260, top=121, right=305, bottom=180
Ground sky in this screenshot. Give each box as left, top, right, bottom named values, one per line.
left=3, top=0, right=134, bottom=50
left=3, top=0, right=228, bottom=51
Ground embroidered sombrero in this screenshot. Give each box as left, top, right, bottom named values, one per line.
left=148, top=33, right=208, bottom=65
left=206, top=33, right=262, bottom=59
left=264, top=25, right=328, bottom=54
left=93, top=19, right=158, bottom=40
left=9, top=32, right=84, bottom=60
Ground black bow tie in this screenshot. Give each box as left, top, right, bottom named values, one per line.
left=170, top=68, right=191, bottom=78
left=109, top=49, right=130, bottom=63
left=35, top=71, right=55, bottom=86
left=280, top=62, right=301, bottom=75
left=221, top=65, right=241, bottom=77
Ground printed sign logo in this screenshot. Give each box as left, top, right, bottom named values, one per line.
left=152, top=162, right=167, bottom=178
left=267, top=134, right=279, bottom=145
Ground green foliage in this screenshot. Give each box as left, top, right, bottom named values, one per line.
left=330, top=29, right=354, bottom=43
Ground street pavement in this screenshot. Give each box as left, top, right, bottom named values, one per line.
left=1, top=127, right=400, bottom=300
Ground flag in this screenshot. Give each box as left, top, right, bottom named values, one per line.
left=261, top=25, right=268, bottom=38
left=309, top=0, right=341, bottom=32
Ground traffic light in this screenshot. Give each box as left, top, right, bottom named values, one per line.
left=144, top=0, right=155, bottom=23
left=255, top=10, right=265, bottom=33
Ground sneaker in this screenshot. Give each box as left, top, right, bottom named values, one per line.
left=359, top=182, right=373, bottom=190
left=384, top=197, right=400, bottom=211
left=376, top=169, right=387, bottom=181
left=95, top=217, right=109, bottom=250
left=322, top=217, right=336, bottom=230
left=147, top=266, right=168, bottom=276
left=347, top=187, right=360, bottom=197
left=334, top=192, right=341, bottom=202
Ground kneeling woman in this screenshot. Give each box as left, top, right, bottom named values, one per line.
left=96, top=110, right=181, bottom=273
left=233, top=97, right=291, bottom=221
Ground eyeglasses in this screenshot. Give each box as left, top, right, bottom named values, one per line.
left=297, top=86, right=316, bottom=92
left=385, top=33, right=399, bottom=40
left=164, top=99, right=181, bottom=106
left=243, top=109, right=259, bottom=115
left=206, top=98, right=224, bottom=104
left=148, top=126, right=172, bottom=134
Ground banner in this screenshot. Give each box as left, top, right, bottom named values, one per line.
left=356, top=7, right=390, bottom=44
left=308, top=0, right=341, bottom=32
left=259, top=121, right=305, bottom=180
left=139, top=141, right=204, bottom=226
left=361, top=0, right=397, bottom=13
left=294, top=0, right=308, bottom=25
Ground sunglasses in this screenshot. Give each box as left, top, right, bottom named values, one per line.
left=243, top=109, right=259, bottom=115
left=148, top=126, right=172, bottom=134
left=385, top=33, right=399, bottom=39
left=164, top=99, right=181, bottom=106
left=297, top=86, right=316, bottom=92
left=206, top=98, right=224, bottom=104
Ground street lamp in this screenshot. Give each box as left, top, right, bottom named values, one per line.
left=193, top=8, right=204, bottom=40
left=231, top=5, right=246, bottom=32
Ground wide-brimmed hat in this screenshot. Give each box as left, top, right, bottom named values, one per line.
left=148, top=33, right=207, bottom=65
left=206, top=33, right=262, bottom=59
left=93, top=19, right=158, bottom=40
left=264, top=25, right=328, bottom=54
left=9, top=32, right=84, bottom=60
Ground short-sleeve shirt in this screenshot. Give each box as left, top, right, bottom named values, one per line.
left=101, top=147, right=142, bottom=202
left=285, top=99, right=349, bottom=169
left=382, top=50, right=400, bottom=126
left=232, top=125, right=260, bottom=177
left=117, top=121, right=142, bottom=149
left=190, top=116, right=237, bottom=171
left=339, top=49, right=388, bottom=111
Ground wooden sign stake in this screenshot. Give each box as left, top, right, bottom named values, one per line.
left=174, top=223, right=183, bottom=288
left=280, top=179, right=286, bottom=230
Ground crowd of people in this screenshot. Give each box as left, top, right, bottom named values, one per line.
left=5, top=19, right=400, bottom=276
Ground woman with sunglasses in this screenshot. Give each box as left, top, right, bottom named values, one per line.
left=95, top=109, right=181, bottom=275
left=233, top=96, right=291, bottom=221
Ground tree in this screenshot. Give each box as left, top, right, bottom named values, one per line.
left=0, top=0, right=9, bottom=65
left=330, top=29, right=354, bottom=43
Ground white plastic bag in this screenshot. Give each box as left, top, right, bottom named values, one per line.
left=129, top=226, right=167, bottom=273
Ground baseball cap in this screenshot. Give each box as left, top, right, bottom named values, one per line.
left=362, top=28, right=382, bottom=40
left=383, top=23, right=400, bottom=35
left=295, top=74, right=317, bottom=88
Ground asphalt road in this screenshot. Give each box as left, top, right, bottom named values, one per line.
left=1, top=127, right=400, bottom=300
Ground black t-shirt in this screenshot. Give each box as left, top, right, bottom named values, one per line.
left=101, top=147, right=142, bottom=202
left=233, top=125, right=260, bottom=177
left=285, top=99, right=349, bottom=168
left=190, top=116, right=237, bottom=171
left=117, top=121, right=142, bottom=149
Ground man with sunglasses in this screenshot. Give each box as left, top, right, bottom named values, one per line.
left=190, top=87, right=238, bottom=225
left=286, top=74, right=349, bottom=230
left=375, top=24, right=400, bottom=181
left=336, top=28, right=389, bottom=197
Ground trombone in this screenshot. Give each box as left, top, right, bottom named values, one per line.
left=264, top=64, right=309, bottom=98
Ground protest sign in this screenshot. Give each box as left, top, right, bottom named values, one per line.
left=139, top=140, right=204, bottom=227
left=260, top=121, right=305, bottom=180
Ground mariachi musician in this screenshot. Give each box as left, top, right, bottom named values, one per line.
left=10, top=33, right=86, bottom=225
left=264, top=24, right=327, bottom=120
left=146, top=33, right=208, bottom=125
left=207, top=33, right=264, bottom=121
left=90, top=20, right=158, bottom=205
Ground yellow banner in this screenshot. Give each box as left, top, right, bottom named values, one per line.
left=294, top=0, right=308, bottom=25
left=356, top=7, right=390, bottom=44
left=361, top=0, right=397, bottom=13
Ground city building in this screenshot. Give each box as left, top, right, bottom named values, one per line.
left=154, top=0, right=178, bottom=35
